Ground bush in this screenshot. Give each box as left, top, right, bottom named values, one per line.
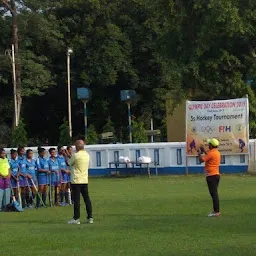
left=101, top=117, right=116, bottom=143
left=132, top=119, right=148, bottom=143
left=87, top=125, right=98, bottom=145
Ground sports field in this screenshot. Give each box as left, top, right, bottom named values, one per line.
left=1, top=175, right=256, bottom=256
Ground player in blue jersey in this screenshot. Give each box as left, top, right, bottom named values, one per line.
left=57, top=146, right=70, bottom=206
left=37, top=148, right=50, bottom=207
left=9, top=149, right=19, bottom=201
left=65, top=146, right=73, bottom=204
left=26, top=149, right=37, bottom=208
left=17, top=147, right=28, bottom=208
left=48, top=148, right=61, bottom=206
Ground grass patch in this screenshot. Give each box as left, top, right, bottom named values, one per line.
left=1, top=175, right=256, bottom=256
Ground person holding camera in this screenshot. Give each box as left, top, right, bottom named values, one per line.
left=198, top=139, right=221, bottom=217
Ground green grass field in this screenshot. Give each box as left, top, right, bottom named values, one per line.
left=1, top=175, right=256, bottom=256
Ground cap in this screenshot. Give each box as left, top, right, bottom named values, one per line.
left=207, top=138, right=219, bottom=147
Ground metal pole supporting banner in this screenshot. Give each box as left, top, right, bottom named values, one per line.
left=67, top=52, right=72, bottom=138
left=245, top=95, right=250, bottom=171
left=127, top=103, right=132, bottom=143
left=84, top=101, right=88, bottom=139
left=185, top=100, right=189, bottom=175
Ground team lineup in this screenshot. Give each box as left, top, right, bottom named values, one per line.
left=0, top=140, right=93, bottom=225
left=0, top=145, right=74, bottom=210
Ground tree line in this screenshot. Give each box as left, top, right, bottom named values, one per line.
left=0, top=0, right=256, bottom=146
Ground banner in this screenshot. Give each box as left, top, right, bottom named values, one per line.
left=186, top=98, right=249, bottom=156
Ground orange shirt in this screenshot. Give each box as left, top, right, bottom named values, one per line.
left=201, top=148, right=221, bottom=176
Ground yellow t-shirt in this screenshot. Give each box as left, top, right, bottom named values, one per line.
left=68, top=150, right=90, bottom=184
left=0, top=158, right=10, bottom=177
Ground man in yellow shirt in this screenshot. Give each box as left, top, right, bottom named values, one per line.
left=0, top=148, right=11, bottom=211
left=67, top=140, right=93, bottom=225
left=198, top=139, right=221, bottom=217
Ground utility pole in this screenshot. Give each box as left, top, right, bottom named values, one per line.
left=67, top=48, right=73, bottom=138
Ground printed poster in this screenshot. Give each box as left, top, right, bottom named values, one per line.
left=186, top=98, right=249, bottom=156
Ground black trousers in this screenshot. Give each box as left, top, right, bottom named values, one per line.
left=206, top=175, right=220, bottom=213
left=71, top=184, right=92, bottom=220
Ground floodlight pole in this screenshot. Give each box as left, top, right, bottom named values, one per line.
left=83, top=101, right=88, bottom=138
left=67, top=48, right=73, bottom=138
left=127, top=102, right=132, bottom=143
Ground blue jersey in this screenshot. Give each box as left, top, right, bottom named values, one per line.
left=57, top=155, right=67, bottom=171
left=48, top=158, right=59, bottom=172
left=26, top=159, right=37, bottom=176
left=36, top=157, right=49, bottom=177
left=9, top=158, right=19, bottom=176
left=18, top=156, right=27, bottom=175
left=48, top=157, right=60, bottom=183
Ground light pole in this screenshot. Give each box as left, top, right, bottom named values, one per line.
left=127, top=102, right=132, bottom=143
left=120, top=90, right=136, bottom=143
left=67, top=48, right=73, bottom=138
left=5, top=44, right=18, bottom=127
left=77, top=88, right=92, bottom=139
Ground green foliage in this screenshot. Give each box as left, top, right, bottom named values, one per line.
left=0, top=124, right=12, bottom=147
left=132, top=119, right=148, bottom=143
left=58, top=119, right=72, bottom=146
left=86, top=125, right=98, bottom=145
left=1, top=0, right=256, bottom=141
left=102, top=117, right=115, bottom=133
left=101, top=117, right=116, bottom=143
left=11, top=119, right=28, bottom=147
left=21, top=51, right=55, bottom=96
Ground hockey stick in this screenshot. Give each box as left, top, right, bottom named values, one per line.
left=29, top=178, right=46, bottom=208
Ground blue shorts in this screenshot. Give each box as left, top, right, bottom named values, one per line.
left=11, top=177, right=18, bottom=188
left=27, top=176, right=37, bottom=187
left=61, top=172, right=68, bottom=183
left=50, top=173, right=60, bottom=187
left=18, top=176, right=27, bottom=187
left=38, top=175, right=49, bottom=185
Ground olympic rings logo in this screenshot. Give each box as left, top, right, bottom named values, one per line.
left=201, top=126, right=215, bottom=134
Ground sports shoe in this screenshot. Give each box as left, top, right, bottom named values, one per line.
left=68, top=219, right=80, bottom=225
left=208, top=212, right=221, bottom=217
left=86, top=218, right=93, bottom=224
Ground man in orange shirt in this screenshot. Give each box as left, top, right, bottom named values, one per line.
left=198, top=139, right=221, bottom=217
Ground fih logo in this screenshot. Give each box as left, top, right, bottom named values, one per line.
left=219, top=126, right=231, bottom=133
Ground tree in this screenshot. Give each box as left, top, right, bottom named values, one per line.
left=11, top=118, right=27, bottom=147
left=101, top=116, right=116, bottom=143
left=132, top=119, right=148, bottom=143
left=1, top=0, right=22, bottom=125
left=102, top=117, right=115, bottom=133
left=86, top=125, right=98, bottom=145
left=58, top=119, right=72, bottom=146
left=1, top=0, right=256, bottom=141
